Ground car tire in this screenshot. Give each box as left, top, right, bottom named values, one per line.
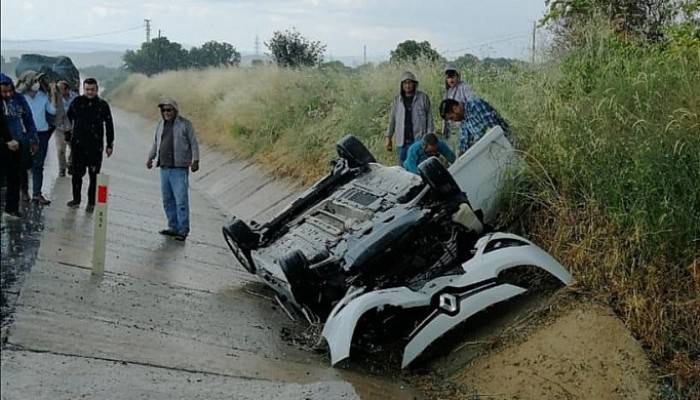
left=279, top=250, right=311, bottom=302
left=336, top=134, right=376, bottom=168
left=418, top=156, right=462, bottom=198
left=222, top=218, right=259, bottom=274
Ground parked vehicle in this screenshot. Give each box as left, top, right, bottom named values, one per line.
left=15, top=54, right=80, bottom=91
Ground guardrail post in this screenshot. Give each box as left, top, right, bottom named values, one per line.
left=92, top=174, right=109, bottom=275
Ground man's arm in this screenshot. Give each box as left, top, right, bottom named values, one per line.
left=424, top=94, right=435, bottom=135
left=1, top=114, right=12, bottom=142
left=147, top=128, right=158, bottom=161
left=186, top=120, right=200, bottom=172
left=186, top=120, right=200, bottom=162
left=45, top=90, right=56, bottom=115
left=402, top=143, right=420, bottom=174
left=66, top=99, right=74, bottom=119
left=0, top=115, right=18, bottom=151
left=18, top=96, right=38, bottom=145
left=385, top=98, right=397, bottom=151
left=146, top=127, right=158, bottom=169
left=386, top=98, right=397, bottom=139
left=103, top=101, right=115, bottom=149
left=438, top=140, right=456, bottom=163
left=67, top=99, right=77, bottom=127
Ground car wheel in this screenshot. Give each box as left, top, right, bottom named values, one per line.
left=222, top=218, right=259, bottom=274
left=418, top=156, right=462, bottom=198
left=279, top=250, right=311, bottom=302
left=336, top=134, right=376, bottom=168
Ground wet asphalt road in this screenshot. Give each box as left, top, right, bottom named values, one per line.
left=0, top=109, right=420, bottom=400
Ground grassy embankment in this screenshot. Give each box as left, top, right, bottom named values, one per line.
left=111, top=27, right=699, bottom=395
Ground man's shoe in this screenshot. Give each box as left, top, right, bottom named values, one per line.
left=173, top=234, right=187, bottom=241
left=66, top=200, right=80, bottom=209
left=2, top=211, right=23, bottom=221
left=159, top=229, right=177, bottom=236
left=85, top=204, right=95, bottom=213
left=32, top=195, right=51, bottom=206
left=59, top=169, right=66, bottom=177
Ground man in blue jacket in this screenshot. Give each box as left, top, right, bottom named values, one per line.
left=17, top=71, right=56, bottom=205
left=1, top=73, right=38, bottom=218
left=403, top=133, right=456, bottom=174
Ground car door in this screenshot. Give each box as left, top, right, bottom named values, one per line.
left=448, top=126, right=519, bottom=224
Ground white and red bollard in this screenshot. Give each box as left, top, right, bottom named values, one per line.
left=92, top=174, right=109, bottom=275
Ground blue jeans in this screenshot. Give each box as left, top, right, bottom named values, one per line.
left=160, top=167, right=190, bottom=236
left=32, top=130, right=52, bottom=196
left=396, top=140, right=414, bottom=164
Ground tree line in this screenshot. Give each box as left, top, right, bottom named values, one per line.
left=122, top=28, right=522, bottom=76
left=123, top=1, right=697, bottom=76
left=123, top=39, right=241, bottom=75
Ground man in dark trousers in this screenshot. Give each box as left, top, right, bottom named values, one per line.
left=1, top=112, right=22, bottom=221
left=1, top=72, right=37, bottom=220
left=66, top=78, right=114, bottom=213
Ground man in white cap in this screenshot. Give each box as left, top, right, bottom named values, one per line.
left=18, top=70, right=56, bottom=205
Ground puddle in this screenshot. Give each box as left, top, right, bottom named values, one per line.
left=1, top=200, right=46, bottom=330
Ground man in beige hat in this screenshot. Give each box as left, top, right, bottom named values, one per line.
left=146, top=99, right=200, bottom=241
left=52, top=80, right=78, bottom=177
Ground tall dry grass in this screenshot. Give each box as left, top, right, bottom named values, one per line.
left=111, top=63, right=446, bottom=182
left=111, top=25, right=699, bottom=395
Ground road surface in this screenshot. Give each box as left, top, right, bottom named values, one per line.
left=0, top=109, right=419, bottom=400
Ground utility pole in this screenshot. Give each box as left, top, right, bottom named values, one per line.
left=254, top=34, right=260, bottom=57
left=363, top=45, right=367, bottom=65
left=531, top=20, right=536, bottom=64
left=144, top=19, right=151, bottom=43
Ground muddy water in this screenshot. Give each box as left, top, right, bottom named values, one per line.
left=0, top=109, right=421, bottom=399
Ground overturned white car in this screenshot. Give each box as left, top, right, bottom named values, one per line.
left=223, top=127, right=571, bottom=368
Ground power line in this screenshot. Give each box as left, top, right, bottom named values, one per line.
left=8, top=25, right=144, bottom=43
left=441, top=31, right=531, bottom=55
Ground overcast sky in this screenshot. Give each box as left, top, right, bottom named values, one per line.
left=1, top=0, right=547, bottom=62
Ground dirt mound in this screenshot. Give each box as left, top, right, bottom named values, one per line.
left=450, top=302, right=653, bottom=399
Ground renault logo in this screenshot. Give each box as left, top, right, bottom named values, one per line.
left=439, top=293, right=459, bottom=314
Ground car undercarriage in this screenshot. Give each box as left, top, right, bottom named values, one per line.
left=223, top=128, right=572, bottom=368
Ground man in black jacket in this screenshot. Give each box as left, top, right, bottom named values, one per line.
left=66, top=78, right=114, bottom=212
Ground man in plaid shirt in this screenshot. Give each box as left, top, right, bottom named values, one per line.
left=439, top=98, right=511, bottom=154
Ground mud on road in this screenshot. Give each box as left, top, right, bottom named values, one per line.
left=0, top=109, right=421, bottom=400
